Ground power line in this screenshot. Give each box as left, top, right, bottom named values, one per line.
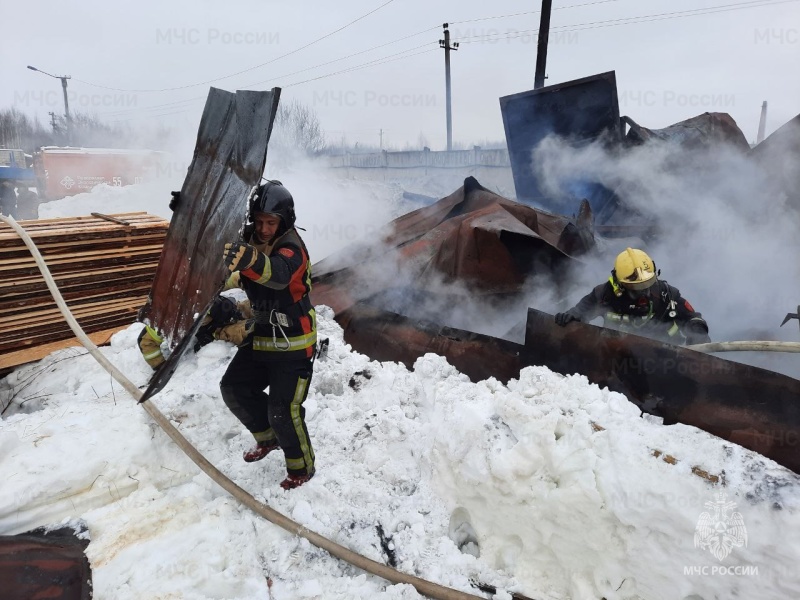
left=90, top=0, right=797, bottom=122
left=107, top=47, right=437, bottom=122
left=283, top=47, right=437, bottom=88
left=449, top=0, right=622, bottom=25
left=101, top=41, right=436, bottom=119
left=91, top=25, right=441, bottom=118
left=75, top=0, right=397, bottom=93
left=240, top=40, right=436, bottom=89
left=453, top=0, right=799, bottom=43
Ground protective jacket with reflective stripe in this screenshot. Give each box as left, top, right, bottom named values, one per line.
left=569, top=279, right=709, bottom=345
left=235, top=228, right=316, bottom=361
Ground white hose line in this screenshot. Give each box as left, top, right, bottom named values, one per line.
left=688, top=341, right=800, bottom=353
left=1, top=214, right=485, bottom=600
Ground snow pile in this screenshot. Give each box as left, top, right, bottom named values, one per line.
left=2, top=306, right=798, bottom=600
left=3, top=178, right=799, bottom=599
left=37, top=180, right=177, bottom=222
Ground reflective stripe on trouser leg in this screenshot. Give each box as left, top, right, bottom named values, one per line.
left=253, top=429, right=277, bottom=443
left=285, top=375, right=314, bottom=472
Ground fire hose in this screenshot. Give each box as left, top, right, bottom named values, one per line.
left=0, top=214, right=486, bottom=600
left=688, top=341, right=800, bottom=353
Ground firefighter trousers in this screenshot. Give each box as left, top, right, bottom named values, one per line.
left=220, top=348, right=315, bottom=476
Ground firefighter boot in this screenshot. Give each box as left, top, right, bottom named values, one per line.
left=243, top=441, right=280, bottom=463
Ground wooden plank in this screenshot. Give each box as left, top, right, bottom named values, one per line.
left=1, top=311, right=139, bottom=348
left=0, top=270, right=154, bottom=304
left=0, top=297, right=145, bottom=331
left=0, top=244, right=165, bottom=265
left=0, top=264, right=157, bottom=297
left=0, top=327, right=127, bottom=371
left=0, top=212, right=162, bottom=231
left=0, top=219, right=167, bottom=244
left=0, top=315, right=137, bottom=350
left=0, top=213, right=166, bottom=369
left=0, top=287, right=152, bottom=318
left=0, top=312, right=141, bottom=353
left=1, top=219, right=164, bottom=245
left=0, top=248, right=164, bottom=276
left=0, top=232, right=168, bottom=254
left=0, top=306, right=140, bottom=338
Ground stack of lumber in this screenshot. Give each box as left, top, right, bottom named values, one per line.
left=0, top=212, right=169, bottom=372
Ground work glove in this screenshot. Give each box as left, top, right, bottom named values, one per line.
left=223, top=242, right=259, bottom=273
left=193, top=323, right=216, bottom=352
left=208, top=295, right=242, bottom=328
left=684, top=319, right=711, bottom=345
left=169, top=191, right=181, bottom=212
left=555, top=310, right=581, bottom=327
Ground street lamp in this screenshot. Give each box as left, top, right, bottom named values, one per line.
left=27, top=65, right=72, bottom=144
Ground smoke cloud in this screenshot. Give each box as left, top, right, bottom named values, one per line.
left=530, top=125, right=800, bottom=377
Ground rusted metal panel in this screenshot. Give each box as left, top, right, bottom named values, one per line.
left=500, top=71, right=622, bottom=219
left=139, top=87, right=280, bottom=345
left=336, top=303, right=525, bottom=384
left=137, top=87, right=280, bottom=402
left=623, top=113, right=750, bottom=151
left=522, top=307, right=800, bottom=473
left=331, top=302, right=800, bottom=473
left=0, top=525, right=92, bottom=600
left=311, top=176, right=593, bottom=315
left=749, top=113, right=800, bottom=212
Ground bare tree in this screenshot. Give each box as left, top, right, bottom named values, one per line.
left=0, top=108, right=54, bottom=152
left=272, top=100, right=326, bottom=156
left=0, top=107, right=168, bottom=152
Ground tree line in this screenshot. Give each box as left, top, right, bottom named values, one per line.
left=0, top=100, right=327, bottom=157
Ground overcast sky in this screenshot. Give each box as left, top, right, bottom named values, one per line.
left=2, top=0, right=799, bottom=150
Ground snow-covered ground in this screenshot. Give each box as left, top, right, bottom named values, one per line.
left=3, top=175, right=800, bottom=600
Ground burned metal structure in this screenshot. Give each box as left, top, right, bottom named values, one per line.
left=309, top=165, right=800, bottom=473
left=0, top=525, right=92, bottom=600
left=329, top=301, right=800, bottom=473
left=132, top=72, right=800, bottom=474
left=500, top=71, right=623, bottom=223
left=312, top=175, right=594, bottom=319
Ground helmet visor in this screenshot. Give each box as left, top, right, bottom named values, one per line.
left=621, top=275, right=656, bottom=292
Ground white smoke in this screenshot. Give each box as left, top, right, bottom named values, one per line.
left=530, top=126, right=800, bottom=377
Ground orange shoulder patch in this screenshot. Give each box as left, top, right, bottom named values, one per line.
left=278, top=247, right=295, bottom=258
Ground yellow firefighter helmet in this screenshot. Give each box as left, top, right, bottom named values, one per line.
left=613, top=248, right=657, bottom=291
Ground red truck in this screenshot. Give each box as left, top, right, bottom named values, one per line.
left=33, top=147, right=167, bottom=200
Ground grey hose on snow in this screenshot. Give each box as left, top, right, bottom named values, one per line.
left=0, top=213, right=486, bottom=600
left=688, top=341, right=800, bottom=353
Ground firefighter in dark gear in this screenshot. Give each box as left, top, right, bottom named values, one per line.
left=555, top=248, right=711, bottom=346
left=219, top=180, right=316, bottom=490
left=15, top=184, right=40, bottom=220
left=0, top=181, right=17, bottom=218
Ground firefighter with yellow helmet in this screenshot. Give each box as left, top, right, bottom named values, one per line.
left=555, top=247, right=710, bottom=345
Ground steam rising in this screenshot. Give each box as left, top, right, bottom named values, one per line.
left=531, top=127, right=800, bottom=377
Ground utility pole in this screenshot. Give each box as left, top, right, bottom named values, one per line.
left=28, top=66, right=72, bottom=144
left=60, top=76, right=71, bottom=141
left=756, top=101, right=768, bottom=144
left=534, top=0, right=553, bottom=89
left=439, top=23, right=459, bottom=151
left=379, top=128, right=384, bottom=149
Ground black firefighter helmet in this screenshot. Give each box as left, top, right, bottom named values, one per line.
left=249, top=180, right=295, bottom=234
